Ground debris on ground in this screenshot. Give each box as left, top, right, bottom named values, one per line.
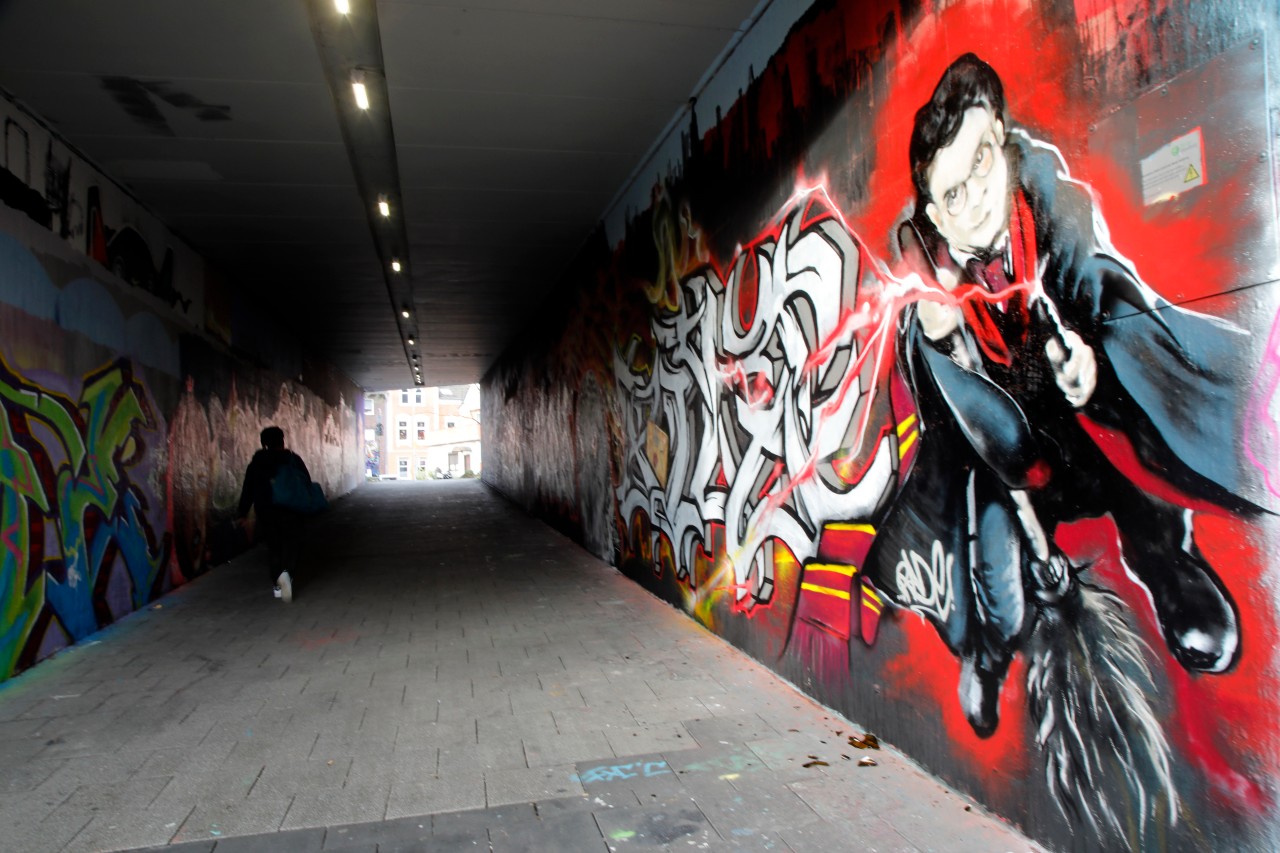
left=847, top=732, right=880, bottom=750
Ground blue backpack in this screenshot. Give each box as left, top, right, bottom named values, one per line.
left=270, top=456, right=328, bottom=514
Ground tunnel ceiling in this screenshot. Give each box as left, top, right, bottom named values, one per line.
left=0, top=0, right=760, bottom=391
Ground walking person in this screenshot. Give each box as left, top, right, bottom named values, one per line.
left=236, top=426, right=312, bottom=602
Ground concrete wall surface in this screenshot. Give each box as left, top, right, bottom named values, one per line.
left=483, top=1, right=1280, bottom=850
left=0, top=92, right=363, bottom=683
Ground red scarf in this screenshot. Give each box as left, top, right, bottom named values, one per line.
left=955, top=191, right=1036, bottom=366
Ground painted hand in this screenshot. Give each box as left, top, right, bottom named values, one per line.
left=917, top=266, right=962, bottom=341
left=1045, top=329, right=1096, bottom=407
left=917, top=299, right=962, bottom=341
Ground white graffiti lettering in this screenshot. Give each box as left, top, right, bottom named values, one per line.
left=894, top=540, right=954, bottom=623
left=615, top=190, right=897, bottom=608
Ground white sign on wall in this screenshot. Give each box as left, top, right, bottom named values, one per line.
left=1140, top=127, right=1207, bottom=206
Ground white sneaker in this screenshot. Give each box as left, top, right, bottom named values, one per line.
left=273, top=586, right=282, bottom=599
left=276, top=571, right=293, bottom=603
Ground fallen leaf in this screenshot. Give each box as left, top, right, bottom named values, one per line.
left=847, top=733, right=880, bottom=750
left=858, top=757, right=877, bottom=767
left=326, top=760, right=335, bottom=766
left=802, top=760, right=829, bottom=768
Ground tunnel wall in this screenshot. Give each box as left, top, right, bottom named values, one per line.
left=0, top=93, right=363, bottom=682
left=482, top=1, right=1280, bottom=850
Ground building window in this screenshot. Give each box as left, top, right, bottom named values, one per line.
left=417, top=420, right=426, bottom=441
left=398, top=459, right=408, bottom=478
left=363, top=397, right=373, bottom=413
left=401, top=390, right=409, bottom=404
left=414, top=389, right=422, bottom=404
left=416, top=458, right=427, bottom=473
left=446, top=418, right=456, bottom=429
left=398, top=420, right=407, bottom=441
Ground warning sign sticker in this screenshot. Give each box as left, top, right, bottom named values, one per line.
left=1140, top=127, right=1207, bottom=206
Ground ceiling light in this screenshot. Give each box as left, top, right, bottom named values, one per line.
left=377, top=194, right=390, bottom=217
left=407, top=336, right=415, bottom=345
left=401, top=308, right=410, bottom=318
left=351, top=73, right=369, bottom=110
left=391, top=259, right=401, bottom=273
left=334, top=0, right=350, bottom=13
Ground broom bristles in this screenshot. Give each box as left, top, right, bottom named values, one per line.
left=1025, top=582, right=1177, bottom=849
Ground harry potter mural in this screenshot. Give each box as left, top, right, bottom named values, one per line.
left=872, top=52, right=1271, bottom=838
left=483, top=2, right=1280, bottom=851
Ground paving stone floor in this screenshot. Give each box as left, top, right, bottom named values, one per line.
left=0, top=480, right=1044, bottom=852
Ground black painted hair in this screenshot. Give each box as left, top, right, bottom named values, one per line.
left=260, top=426, right=285, bottom=449
left=909, top=53, right=1006, bottom=209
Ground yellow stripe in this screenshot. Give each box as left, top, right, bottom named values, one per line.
left=862, top=585, right=882, bottom=605
left=801, top=582, right=851, bottom=600
left=898, top=429, right=918, bottom=458
left=824, top=522, right=877, bottom=535
left=862, top=598, right=882, bottom=614
left=805, top=563, right=857, bottom=577
left=896, top=414, right=917, bottom=436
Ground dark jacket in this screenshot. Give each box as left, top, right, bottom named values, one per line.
left=237, top=448, right=309, bottom=518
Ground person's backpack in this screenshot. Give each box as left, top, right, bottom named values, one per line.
left=270, top=456, right=328, bottom=514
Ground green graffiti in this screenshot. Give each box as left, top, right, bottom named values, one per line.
left=0, top=405, right=45, bottom=678
left=0, top=353, right=164, bottom=679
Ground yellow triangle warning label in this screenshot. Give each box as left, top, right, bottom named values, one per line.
left=1184, top=163, right=1200, bottom=183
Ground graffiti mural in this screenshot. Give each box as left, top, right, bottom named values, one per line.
left=1, top=98, right=198, bottom=317
left=615, top=194, right=901, bottom=614
left=167, top=370, right=361, bottom=581
left=0, top=97, right=364, bottom=681
left=483, top=1, right=1280, bottom=851
left=0, top=354, right=166, bottom=677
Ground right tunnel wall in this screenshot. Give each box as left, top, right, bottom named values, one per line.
left=483, top=1, right=1280, bottom=849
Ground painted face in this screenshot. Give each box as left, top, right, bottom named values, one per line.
left=925, top=105, right=1010, bottom=255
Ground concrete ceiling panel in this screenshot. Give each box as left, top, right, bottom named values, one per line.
left=382, top=0, right=759, bottom=30
left=0, top=73, right=340, bottom=145
left=397, top=146, right=633, bottom=195
left=380, top=4, right=739, bottom=101
left=0, top=1, right=323, bottom=82
left=389, top=85, right=683, bottom=154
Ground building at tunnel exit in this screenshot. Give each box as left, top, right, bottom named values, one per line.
left=1, top=1, right=1279, bottom=851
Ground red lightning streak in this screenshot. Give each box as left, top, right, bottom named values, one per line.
left=726, top=184, right=1036, bottom=519
left=719, top=359, right=775, bottom=408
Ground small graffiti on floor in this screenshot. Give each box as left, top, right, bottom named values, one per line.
left=576, top=760, right=672, bottom=783
left=575, top=749, right=765, bottom=786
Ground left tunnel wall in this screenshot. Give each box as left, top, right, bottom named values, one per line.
left=0, top=91, right=364, bottom=683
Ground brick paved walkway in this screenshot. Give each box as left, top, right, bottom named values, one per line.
left=0, top=480, right=1043, bottom=852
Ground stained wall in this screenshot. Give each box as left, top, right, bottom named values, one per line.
left=483, top=1, right=1280, bottom=849
left=0, top=93, right=363, bottom=682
